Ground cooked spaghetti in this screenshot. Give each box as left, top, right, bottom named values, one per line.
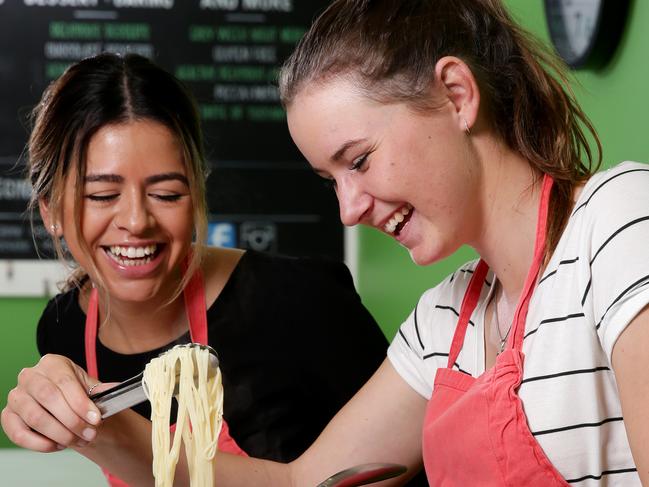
left=143, top=345, right=223, bottom=487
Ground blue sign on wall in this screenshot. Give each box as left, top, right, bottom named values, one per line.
left=208, top=222, right=237, bottom=248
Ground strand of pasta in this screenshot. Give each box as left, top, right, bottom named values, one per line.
left=143, top=346, right=223, bottom=486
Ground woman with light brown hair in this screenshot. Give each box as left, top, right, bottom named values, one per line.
left=5, top=1, right=649, bottom=485
left=278, top=0, right=649, bottom=484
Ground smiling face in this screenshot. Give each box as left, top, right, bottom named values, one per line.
left=57, top=119, right=194, bottom=304
left=287, top=76, right=483, bottom=265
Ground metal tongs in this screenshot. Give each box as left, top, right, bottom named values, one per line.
left=316, top=463, right=407, bottom=487
left=89, top=343, right=219, bottom=419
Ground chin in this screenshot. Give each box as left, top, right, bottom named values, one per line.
left=407, top=243, right=450, bottom=267
left=408, top=250, right=436, bottom=266
left=106, top=281, right=161, bottom=304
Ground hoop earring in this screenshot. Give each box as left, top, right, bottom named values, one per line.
left=463, top=119, right=471, bottom=135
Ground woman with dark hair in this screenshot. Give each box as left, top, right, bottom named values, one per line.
left=6, top=0, right=649, bottom=484
left=0, top=52, right=389, bottom=486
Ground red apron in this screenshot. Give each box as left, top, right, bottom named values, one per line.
left=422, top=175, right=569, bottom=486
left=85, top=266, right=246, bottom=487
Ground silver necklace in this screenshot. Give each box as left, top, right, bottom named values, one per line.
left=493, top=284, right=513, bottom=354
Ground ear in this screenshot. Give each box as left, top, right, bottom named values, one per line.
left=434, top=56, right=480, bottom=134
left=39, top=197, right=62, bottom=237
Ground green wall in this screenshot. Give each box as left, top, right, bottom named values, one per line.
left=1, top=1, right=648, bottom=449
left=0, top=299, right=46, bottom=447
left=357, top=0, right=649, bottom=339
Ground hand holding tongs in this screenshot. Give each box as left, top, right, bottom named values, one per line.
left=89, top=343, right=219, bottom=419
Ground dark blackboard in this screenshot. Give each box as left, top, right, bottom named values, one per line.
left=0, top=0, right=341, bottom=261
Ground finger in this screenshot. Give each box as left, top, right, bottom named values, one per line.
left=17, top=366, right=97, bottom=443
left=38, top=355, right=102, bottom=427
left=7, top=387, right=87, bottom=447
left=1, top=406, right=63, bottom=452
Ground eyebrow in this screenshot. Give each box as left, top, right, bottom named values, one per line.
left=330, top=138, right=367, bottom=162
left=84, top=172, right=189, bottom=186
left=144, top=172, right=189, bottom=186
left=84, top=174, right=122, bottom=183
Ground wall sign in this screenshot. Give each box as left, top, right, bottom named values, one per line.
left=0, top=1, right=339, bottom=295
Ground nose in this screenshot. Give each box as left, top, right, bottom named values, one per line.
left=113, top=189, right=153, bottom=235
left=336, top=174, right=372, bottom=226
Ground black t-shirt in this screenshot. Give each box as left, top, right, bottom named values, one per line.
left=37, top=250, right=388, bottom=463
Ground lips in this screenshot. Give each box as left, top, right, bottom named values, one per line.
left=104, top=243, right=161, bottom=266
left=100, top=243, right=167, bottom=279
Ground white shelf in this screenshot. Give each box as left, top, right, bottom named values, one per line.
left=0, top=448, right=106, bottom=486
left=0, top=260, right=68, bottom=297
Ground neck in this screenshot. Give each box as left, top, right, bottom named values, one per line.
left=470, top=141, right=543, bottom=303
left=92, top=286, right=189, bottom=354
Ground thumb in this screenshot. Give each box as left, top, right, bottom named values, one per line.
left=83, top=380, right=120, bottom=423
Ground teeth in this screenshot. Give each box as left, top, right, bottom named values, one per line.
left=107, top=244, right=157, bottom=262
left=112, top=256, right=152, bottom=266
left=384, top=204, right=413, bottom=234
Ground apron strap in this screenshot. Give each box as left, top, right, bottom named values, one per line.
left=85, top=286, right=99, bottom=378
left=446, top=174, right=554, bottom=366
left=447, top=259, right=489, bottom=368
left=509, top=174, right=553, bottom=350
left=182, top=261, right=208, bottom=345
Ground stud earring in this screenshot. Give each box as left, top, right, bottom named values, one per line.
left=463, top=119, right=471, bottom=135
left=49, top=223, right=61, bottom=237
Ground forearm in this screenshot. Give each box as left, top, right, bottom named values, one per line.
left=79, top=410, right=293, bottom=487
left=612, top=304, right=649, bottom=486
left=213, top=453, right=293, bottom=487
left=75, top=360, right=422, bottom=487
left=77, top=410, right=156, bottom=486
left=291, top=359, right=425, bottom=487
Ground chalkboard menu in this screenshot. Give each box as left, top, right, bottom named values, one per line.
left=0, top=0, right=341, bottom=265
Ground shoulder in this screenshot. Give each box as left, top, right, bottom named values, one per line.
left=230, top=249, right=355, bottom=289
left=200, top=247, right=245, bottom=306
left=201, top=246, right=351, bottom=278
left=568, top=162, right=649, bottom=252
left=233, top=251, right=381, bottom=332
left=201, top=246, right=245, bottom=277
left=574, top=162, right=649, bottom=220
left=40, top=287, right=82, bottom=324
left=201, top=248, right=360, bottom=312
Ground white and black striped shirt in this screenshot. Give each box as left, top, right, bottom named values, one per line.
left=388, top=161, right=649, bottom=485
